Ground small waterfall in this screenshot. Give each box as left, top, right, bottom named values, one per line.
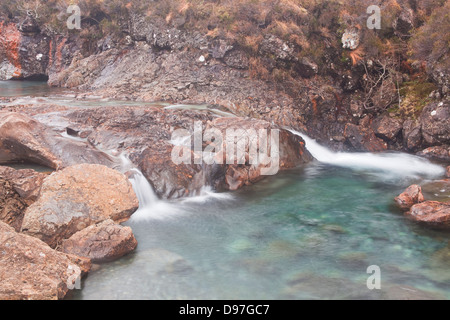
left=117, top=153, right=234, bottom=221
left=127, top=169, right=159, bottom=207
left=289, top=129, right=445, bottom=179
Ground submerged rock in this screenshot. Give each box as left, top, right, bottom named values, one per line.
left=0, top=221, right=88, bottom=300
left=406, top=201, right=450, bottom=229
left=21, top=164, right=139, bottom=248
left=62, top=219, right=137, bottom=263
left=395, top=185, right=425, bottom=211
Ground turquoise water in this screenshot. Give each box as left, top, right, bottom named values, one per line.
left=73, top=164, right=450, bottom=300
left=2, top=81, right=448, bottom=300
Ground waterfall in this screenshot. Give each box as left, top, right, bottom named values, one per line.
left=127, top=169, right=159, bottom=207
left=289, top=129, right=445, bottom=179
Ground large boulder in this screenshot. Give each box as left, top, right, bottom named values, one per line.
left=0, top=112, right=116, bottom=169
left=372, top=115, right=403, bottom=142
left=0, top=221, right=88, bottom=300
left=420, top=101, right=450, bottom=146
left=446, top=166, right=450, bottom=178
left=62, top=219, right=137, bottom=263
left=21, top=164, right=139, bottom=248
left=395, top=184, right=425, bottom=211
left=344, top=118, right=387, bottom=152
left=406, top=201, right=450, bottom=229
left=402, top=119, right=422, bottom=151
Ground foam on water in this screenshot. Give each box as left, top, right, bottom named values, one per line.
left=127, top=168, right=233, bottom=221
left=289, top=129, right=445, bottom=180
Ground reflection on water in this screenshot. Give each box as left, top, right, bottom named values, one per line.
left=0, top=80, right=61, bottom=97
left=73, top=165, right=450, bottom=300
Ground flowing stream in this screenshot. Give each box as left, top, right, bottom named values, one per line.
left=74, top=134, right=449, bottom=300
left=1, top=81, right=449, bottom=300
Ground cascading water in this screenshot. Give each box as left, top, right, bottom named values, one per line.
left=289, top=129, right=445, bottom=180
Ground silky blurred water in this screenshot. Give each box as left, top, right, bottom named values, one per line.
left=73, top=164, right=450, bottom=300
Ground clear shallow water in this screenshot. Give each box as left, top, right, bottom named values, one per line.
left=73, top=164, right=450, bottom=300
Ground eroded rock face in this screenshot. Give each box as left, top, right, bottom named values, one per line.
left=406, top=201, right=450, bottom=229
left=395, top=184, right=425, bottom=211
left=0, top=221, right=87, bottom=300
left=62, top=219, right=137, bottom=263
left=21, top=164, right=139, bottom=248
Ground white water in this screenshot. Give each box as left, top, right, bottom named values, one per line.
left=127, top=168, right=182, bottom=221
left=289, top=129, right=445, bottom=179
left=127, top=167, right=234, bottom=221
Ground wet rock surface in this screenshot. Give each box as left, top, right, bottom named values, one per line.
left=395, top=184, right=425, bottom=211
left=406, top=201, right=450, bottom=229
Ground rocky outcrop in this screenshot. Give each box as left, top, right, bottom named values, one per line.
left=21, top=164, right=139, bottom=248
left=344, top=117, right=387, bottom=152
left=59, top=106, right=312, bottom=198
left=0, top=18, right=49, bottom=80
left=406, top=201, right=450, bottom=229
left=395, top=184, right=425, bottom=211
left=417, top=145, right=450, bottom=162
left=420, top=101, right=450, bottom=146
left=402, top=119, right=422, bottom=151
left=0, top=112, right=116, bottom=169
left=62, top=219, right=137, bottom=263
left=372, top=114, right=403, bottom=142
left=0, top=221, right=88, bottom=300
